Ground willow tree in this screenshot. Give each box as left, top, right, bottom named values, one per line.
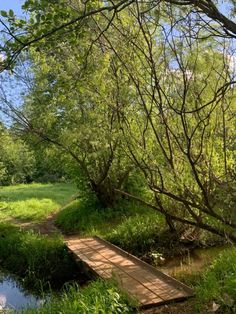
left=2, top=5, right=137, bottom=208
left=93, top=3, right=236, bottom=241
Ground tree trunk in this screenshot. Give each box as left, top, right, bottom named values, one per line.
left=91, top=182, right=116, bottom=208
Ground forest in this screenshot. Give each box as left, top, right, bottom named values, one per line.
left=0, top=0, right=235, bottom=313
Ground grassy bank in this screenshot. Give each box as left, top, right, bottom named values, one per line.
left=0, top=223, right=80, bottom=290
left=0, top=183, right=80, bottom=290
left=0, top=183, right=77, bottom=223
left=24, top=280, right=137, bottom=314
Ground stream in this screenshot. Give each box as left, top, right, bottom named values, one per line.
left=159, top=246, right=229, bottom=276
left=0, top=271, right=44, bottom=311
left=0, top=246, right=232, bottom=311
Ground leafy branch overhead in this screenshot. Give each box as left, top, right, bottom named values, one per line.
left=1, top=0, right=236, bottom=71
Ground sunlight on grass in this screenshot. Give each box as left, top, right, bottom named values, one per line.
left=0, top=183, right=77, bottom=223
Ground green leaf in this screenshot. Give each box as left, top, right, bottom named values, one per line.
left=9, top=9, right=14, bottom=17
left=0, top=10, right=8, bottom=17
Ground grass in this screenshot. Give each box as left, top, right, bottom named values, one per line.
left=55, top=198, right=161, bottom=238
left=24, top=280, right=137, bottom=314
left=195, top=247, right=236, bottom=312
left=0, top=183, right=77, bottom=223
left=107, top=213, right=165, bottom=257
left=0, top=183, right=80, bottom=290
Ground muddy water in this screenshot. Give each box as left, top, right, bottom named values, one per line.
left=159, top=246, right=230, bottom=276
left=0, top=272, right=44, bottom=311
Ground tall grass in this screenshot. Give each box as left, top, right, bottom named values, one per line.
left=107, top=213, right=164, bottom=257
left=56, top=198, right=157, bottom=237
left=24, top=280, right=137, bottom=314
left=195, top=247, right=236, bottom=312
left=0, top=223, right=79, bottom=290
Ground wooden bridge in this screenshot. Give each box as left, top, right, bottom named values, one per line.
left=65, top=236, right=194, bottom=309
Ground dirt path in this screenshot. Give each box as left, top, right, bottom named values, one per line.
left=11, top=194, right=79, bottom=235
left=20, top=212, right=59, bottom=235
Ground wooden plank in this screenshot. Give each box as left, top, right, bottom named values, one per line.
left=80, top=238, right=190, bottom=299
left=94, top=236, right=194, bottom=295
left=79, top=238, right=164, bottom=305
left=81, top=238, right=188, bottom=302
left=65, top=236, right=194, bottom=309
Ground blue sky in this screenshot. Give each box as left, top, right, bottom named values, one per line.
left=1, top=0, right=24, bottom=16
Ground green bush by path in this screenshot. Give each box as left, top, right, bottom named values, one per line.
left=0, top=223, right=79, bottom=290
left=24, top=280, right=137, bottom=314
left=0, top=183, right=77, bottom=222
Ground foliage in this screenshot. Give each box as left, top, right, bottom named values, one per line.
left=0, top=183, right=77, bottom=222
left=56, top=198, right=115, bottom=236
left=24, top=279, right=137, bottom=314
left=0, top=126, right=35, bottom=185
left=0, top=223, right=78, bottom=290
left=55, top=198, right=151, bottom=236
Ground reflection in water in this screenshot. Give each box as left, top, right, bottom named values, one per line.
left=0, top=294, right=6, bottom=309
left=0, top=272, right=43, bottom=310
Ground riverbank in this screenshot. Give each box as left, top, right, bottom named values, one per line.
left=0, top=183, right=235, bottom=313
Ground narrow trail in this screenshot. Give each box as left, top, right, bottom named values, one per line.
left=17, top=211, right=60, bottom=235
left=11, top=194, right=79, bottom=235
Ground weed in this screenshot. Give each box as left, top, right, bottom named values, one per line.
left=107, top=213, right=165, bottom=258
left=195, top=247, right=236, bottom=312
left=56, top=198, right=155, bottom=237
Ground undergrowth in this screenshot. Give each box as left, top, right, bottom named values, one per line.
left=55, top=198, right=158, bottom=237
left=106, top=213, right=164, bottom=257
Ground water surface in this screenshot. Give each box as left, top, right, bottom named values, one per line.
left=0, top=272, right=43, bottom=311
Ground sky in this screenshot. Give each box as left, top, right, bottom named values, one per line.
left=1, top=0, right=25, bottom=17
